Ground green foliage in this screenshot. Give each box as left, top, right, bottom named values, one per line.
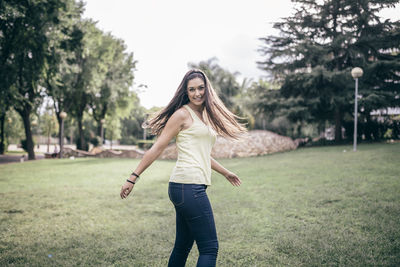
left=2, top=110, right=24, bottom=144
left=120, top=101, right=158, bottom=144
left=105, top=114, right=122, bottom=145
left=1, top=0, right=140, bottom=153
left=258, top=0, right=400, bottom=141
left=119, top=135, right=137, bottom=146
left=137, top=139, right=155, bottom=150
left=38, top=103, right=59, bottom=138
left=89, top=136, right=101, bottom=147
left=0, top=0, right=75, bottom=158
left=89, top=34, right=137, bottom=127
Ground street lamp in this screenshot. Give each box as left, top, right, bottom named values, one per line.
left=59, top=111, right=67, bottom=158
left=100, top=119, right=105, bottom=147
left=351, top=67, right=363, bottom=152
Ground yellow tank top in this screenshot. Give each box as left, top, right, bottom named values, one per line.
left=169, top=105, right=217, bottom=185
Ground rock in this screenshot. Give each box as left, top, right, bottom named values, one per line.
left=159, top=130, right=297, bottom=159
left=62, top=146, right=144, bottom=159
left=61, top=130, right=297, bottom=160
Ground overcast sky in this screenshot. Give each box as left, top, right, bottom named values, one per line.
left=83, top=0, right=399, bottom=109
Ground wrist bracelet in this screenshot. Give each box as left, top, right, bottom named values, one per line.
left=126, top=179, right=135, bottom=185
left=131, top=172, right=140, bottom=178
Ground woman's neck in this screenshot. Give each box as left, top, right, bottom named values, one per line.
left=187, top=103, right=204, bottom=113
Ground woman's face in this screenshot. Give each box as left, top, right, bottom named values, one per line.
left=187, top=77, right=206, bottom=107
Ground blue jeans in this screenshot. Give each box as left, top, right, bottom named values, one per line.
left=168, top=182, right=219, bottom=267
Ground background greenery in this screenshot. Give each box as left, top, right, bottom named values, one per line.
left=1, top=0, right=399, bottom=158
left=1, top=143, right=399, bottom=266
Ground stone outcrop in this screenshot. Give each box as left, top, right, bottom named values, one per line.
left=62, top=147, right=144, bottom=159
left=159, top=130, right=297, bottom=160
left=61, top=130, right=297, bottom=160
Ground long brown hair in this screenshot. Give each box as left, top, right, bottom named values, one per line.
left=144, top=69, right=247, bottom=139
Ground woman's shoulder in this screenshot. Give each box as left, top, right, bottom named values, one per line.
left=174, top=106, right=190, bottom=119
left=172, top=106, right=190, bottom=120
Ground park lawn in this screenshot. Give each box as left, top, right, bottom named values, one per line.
left=0, top=143, right=399, bottom=266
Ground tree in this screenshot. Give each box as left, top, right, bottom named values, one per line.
left=89, top=33, right=136, bottom=139
left=43, top=0, right=84, bottom=150
left=105, top=113, right=121, bottom=150
left=38, top=102, right=58, bottom=153
left=120, top=93, right=147, bottom=145
left=0, top=88, right=13, bottom=154
left=65, top=20, right=107, bottom=150
left=258, top=0, right=400, bottom=142
left=0, top=0, right=69, bottom=159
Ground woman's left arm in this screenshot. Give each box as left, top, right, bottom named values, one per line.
left=211, top=157, right=241, bottom=186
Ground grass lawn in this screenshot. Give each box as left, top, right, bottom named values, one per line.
left=1, top=143, right=399, bottom=266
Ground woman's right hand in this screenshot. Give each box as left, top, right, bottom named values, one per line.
left=120, top=181, right=134, bottom=199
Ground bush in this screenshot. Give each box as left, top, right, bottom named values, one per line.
left=90, top=136, right=102, bottom=147
left=305, top=138, right=348, bottom=147
left=137, top=139, right=155, bottom=150
left=120, top=136, right=138, bottom=145
left=76, top=138, right=89, bottom=151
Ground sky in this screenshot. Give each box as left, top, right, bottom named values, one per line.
left=82, top=0, right=399, bottom=109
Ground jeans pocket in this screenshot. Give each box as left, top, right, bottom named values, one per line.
left=168, top=184, right=184, bottom=206
left=192, top=185, right=207, bottom=198
left=192, top=187, right=212, bottom=216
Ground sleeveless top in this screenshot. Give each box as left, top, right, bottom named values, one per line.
left=169, top=105, right=217, bottom=186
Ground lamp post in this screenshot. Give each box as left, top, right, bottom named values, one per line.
left=100, top=119, right=105, bottom=146
left=351, top=67, right=363, bottom=152
left=59, top=111, right=67, bottom=158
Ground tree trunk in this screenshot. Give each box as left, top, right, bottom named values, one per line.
left=110, top=133, right=113, bottom=150
left=57, top=116, right=62, bottom=148
left=47, top=127, right=50, bottom=153
left=77, top=118, right=85, bottom=151
left=0, top=114, right=5, bottom=154
left=297, top=123, right=302, bottom=138
left=364, top=111, right=373, bottom=140
left=334, top=107, right=342, bottom=143
left=20, top=108, right=35, bottom=160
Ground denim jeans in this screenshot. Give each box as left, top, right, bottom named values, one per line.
left=168, top=182, right=219, bottom=267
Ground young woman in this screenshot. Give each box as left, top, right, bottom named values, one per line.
left=120, top=69, right=246, bottom=267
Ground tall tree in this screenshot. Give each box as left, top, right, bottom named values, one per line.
left=66, top=20, right=106, bottom=150
left=120, top=93, right=147, bottom=144
left=0, top=0, right=68, bottom=159
left=89, top=33, right=136, bottom=139
left=258, top=0, right=400, bottom=142
left=43, top=0, right=84, bottom=150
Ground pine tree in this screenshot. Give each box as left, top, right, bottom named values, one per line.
left=258, top=0, right=400, bottom=142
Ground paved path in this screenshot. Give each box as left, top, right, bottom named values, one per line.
left=0, top=154, right=44, bottom=164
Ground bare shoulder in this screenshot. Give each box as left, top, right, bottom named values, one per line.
left=171, top=106, right=190, bottom=120
left=168, top=106, right=192, bottom=131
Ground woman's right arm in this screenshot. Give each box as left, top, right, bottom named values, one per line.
left=120, top=109, right=186, bottom=199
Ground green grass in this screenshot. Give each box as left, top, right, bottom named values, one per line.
left=1, top=143, right=399, bottom=266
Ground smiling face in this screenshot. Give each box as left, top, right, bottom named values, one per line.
left=187, top=77, right=206, bottom=107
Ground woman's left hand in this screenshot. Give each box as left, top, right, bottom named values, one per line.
left=225, top=171, right=241, bottom=186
